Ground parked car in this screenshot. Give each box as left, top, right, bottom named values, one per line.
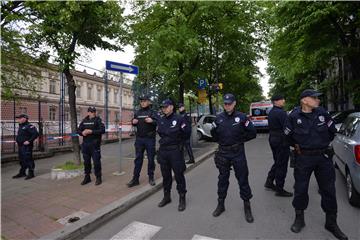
left=332, top=112, right=360, bottom=207
left=196, top=114, right=216, bottom=140
left=331, top=109, right=357, bottom=131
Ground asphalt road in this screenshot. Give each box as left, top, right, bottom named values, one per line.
left=82, top=133, right=360, bottom=240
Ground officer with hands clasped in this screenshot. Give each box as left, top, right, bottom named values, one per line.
left=13, top=114, right=39, bottom=180
left=78, top=106, right=105, bottom=186
left=284, top=89, right=348, bottom=240
left=210, top=93, right=257, bottom=223
left=127, top=95, right=158, bottom=187
left=264, top=94, right=293, bottom=197
left=156, top=99, right=190, bottom=212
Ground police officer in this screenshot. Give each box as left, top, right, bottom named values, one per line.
left=78, top=106, right=105, bottom=186
left=178, top=103, right=195, bottom=164
left=284, top=89, right=348, bottom=240
left=264, top=94, right=293, bottom=197
left=210, top=93, right=256, bottom=223
left=127, top=95, right=157, bottom=187
left=13, top=114, right=39, bottom=180
left=157, top=99, right=190, bottom=212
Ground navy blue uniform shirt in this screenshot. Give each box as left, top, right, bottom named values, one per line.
left=78, top=116, right=105, bottom=145
left=133, top=107, right=158, bottom=138
left=16, top=121, right=39, bottom=146
left=284, top=107, right=336, bottom=149
left=211, top=111, right=256, bottom=146
left=268, top=105, right=287, bottom=133
left=157, top=112, right=190, bottom=146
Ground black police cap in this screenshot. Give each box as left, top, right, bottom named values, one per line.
left=271, top=94, right=284, bottom=102
left=139, top=95, right=151, bottom=101
left=15, top=113, right=29, bottom=119
left=160, top=99, right=173, bottom=107
left=300, top=89, right=322, bottom=99
left=87, top=106, right=96, bottom=112
left=223, top=93, right=236, bottom=104
left=178, top=103, right=184, bottom=108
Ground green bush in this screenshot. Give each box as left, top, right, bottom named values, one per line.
left=55, top=161, right=83, bottom=170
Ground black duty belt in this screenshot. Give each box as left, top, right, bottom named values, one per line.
left=219, top=143, right=243, bottom=152
left=299, top=148, right=327, bottom=156
left=159, top=145, right=180, bottom=151
left=269, top=130, right=283, bottom=136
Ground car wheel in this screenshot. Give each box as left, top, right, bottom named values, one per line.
left=197, top=131, right=203, bottom=141
left=346, top=171, right=360, bottom=207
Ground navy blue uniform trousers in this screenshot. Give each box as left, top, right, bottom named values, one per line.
left=133, top=137, right=156, bottom=179
left=267, top=142, right=290, bottom=189
left=215, top=147, right=252, bottom=201
left=82, top=142, right=102, bottom=177
left=293, top=154, right=337, bottom=213
left=18, top=145, right=35, bottom=172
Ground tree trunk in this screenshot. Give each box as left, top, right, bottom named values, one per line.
left=64, top=68, right=81, bottom=165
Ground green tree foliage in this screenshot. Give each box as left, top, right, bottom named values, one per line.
left=268, top=2, right=360, bottom=108
left=20, top=1, right=128, bottom=164
left=130, top=1, right=264, bottom=113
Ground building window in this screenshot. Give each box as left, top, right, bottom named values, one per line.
left=97, top=88, right=102, bottom=101
left=64, top=82, right=68, bottom=95
left=115, top=111, right=120, bottom=121
left=114, top=90, right=118, bottom=104
left=76, top=85, right=81, bottom=97
left=50, top=80, right=56, bottom=94
left=49, top=106, right=56, bottom=121
left=87, top=85, right=92, bottom=100
left=64, top=109, right=70, bottom=121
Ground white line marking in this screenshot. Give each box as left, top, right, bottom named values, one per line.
left=110, top=221, right=162, bottom=240
left=192, top=234, right=220, bottom=240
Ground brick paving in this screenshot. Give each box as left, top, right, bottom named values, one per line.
left=1, top=140, right=215, bottom=240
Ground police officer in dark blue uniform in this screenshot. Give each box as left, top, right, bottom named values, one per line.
left=157, top=99, right=190, bottom=212
left=78, top=106, right=105, bottom=186
left=127, top=95, right=158, bottom=187
left=178, top=103, right=195, bottom=164
left=284, top=89, right=348, bottom=240
left=210, top=93, right=256, bottom=223
left=13, top=114, right=39, bottom=180
left=264, top=94, right=293, bottom=197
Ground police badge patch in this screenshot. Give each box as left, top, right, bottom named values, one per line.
left=235, top=117, right=240, bottom=123
left=297, top=119, right=302, bottom=124
left=319, top=116, right=325, bottom=122
left=172, top=120, right=177, bottom=126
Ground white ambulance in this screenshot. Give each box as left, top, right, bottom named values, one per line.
left=249, top=101, right=273, bottom=129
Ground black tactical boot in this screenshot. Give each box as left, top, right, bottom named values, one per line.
left=275, top=188, right=293, bottom=197
left=178, top=193, right=186, bottom=211
left=95, top=176, right=102, bottom=185
left=212, top=198, right=225, bottom=217
left=291, top=210, right=305, bottom=233
left=158, top=192, right=171, bottom=207
left=149, top=176, right=155, bottom=186
left=325, top=213, right=348, bottom=240
left=24, top=170, right=35, bottom=180
left=264, top=178, right=276, bottom=191
left=244, top=201, right=254, bottom=223
left=185, top=159, right=195, bottom=164
left=127, top=178, right=139, bottom=188
left=81, top=174, right=91, bottom=185
left=12, top=171, right=26, bottom=179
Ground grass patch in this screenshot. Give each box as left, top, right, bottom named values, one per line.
left=55, top=161, right=83, bottom=170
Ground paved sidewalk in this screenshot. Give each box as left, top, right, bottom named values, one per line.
left=1, top=139, right=216, bottom=240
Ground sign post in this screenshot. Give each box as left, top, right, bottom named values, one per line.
left=105, top=60, right=139, bottom=176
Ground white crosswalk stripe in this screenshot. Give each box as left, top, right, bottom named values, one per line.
left=192, top=234, right=220, bottom=240
left=109, top=221, right=162, bottom=240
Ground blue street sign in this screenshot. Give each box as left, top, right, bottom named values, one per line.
left=106, top=60, right=139, bottom=75
left=198, top=79, right=207, bottom=89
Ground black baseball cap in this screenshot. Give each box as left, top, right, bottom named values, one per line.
left=87, top=106, right=96, bottom=112
left=223, top=93, right=236, bottom=104
left=271, top=94, right=284, bottom=102
left=15, top=113, right=29, bottom=119
left=160, top=99, right=173, bottom=107
left=300, top=89, right=322, bottom=99
left=178, top=103, right=184, bottom=108
left=139, top=95, right=150, bottom=101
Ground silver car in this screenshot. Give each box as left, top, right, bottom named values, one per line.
left=332, top=112, right=360, bottom=207
left=196, top=114, right=216, bottom=140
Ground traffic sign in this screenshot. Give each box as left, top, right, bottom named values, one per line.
left=106, top=60, right=139, bottom=75
left=198, top=79, right=207, bottom=89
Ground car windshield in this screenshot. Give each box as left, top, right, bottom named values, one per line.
left=251, top=107, right=272, bottom=116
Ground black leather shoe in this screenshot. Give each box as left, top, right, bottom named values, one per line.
left=149, top=177, right=155, bottom=186
left=275, top=189, right=293, bottom=197
left=185, top=159, right=195, bottom=164
left=264, top=179, right=276, bottom=191
left=158, top=192, right=171, bottom=207
left=178, top=193, right=186, bottom=211
left=325, top=213, right=348, bottom=240
left=127, top=178, right=139, bottom=188
left=95, top=176, right=102, bottom=185
left=24, top=171, right=35, bottom=180
left=12, top=173, right=27, bottom=179
left=81, top=175, right=91, bottom=185
left=244, top=201, right=254, bottom=223
left=291, top=210, right=305, bottom=233
left=212, top=199, right=225, bottom=217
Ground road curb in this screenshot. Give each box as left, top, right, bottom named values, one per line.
left=40, top=148, right=216, bottom=240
